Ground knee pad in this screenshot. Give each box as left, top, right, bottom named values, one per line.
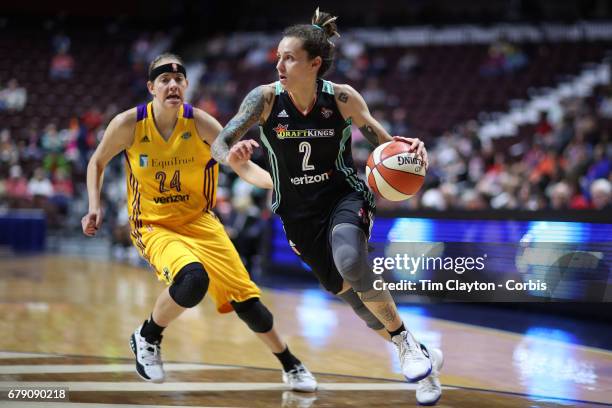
left=232, top=298, right=274, bottom=333
left=169, top=262, right=209, bottom=308
left=331, top=223, right=376, bottom=292
left=337, top=289, right=384, bottom=330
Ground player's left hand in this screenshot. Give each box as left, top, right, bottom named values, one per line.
left=227, top=139, right=259, bottom=165
left=392, top=136, right=429, bottom=170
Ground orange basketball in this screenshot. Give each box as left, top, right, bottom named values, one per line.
left=365, top=140, right=426, bottom=201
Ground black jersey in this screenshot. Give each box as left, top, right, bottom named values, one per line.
left=259, top=79, right=375, bottom=222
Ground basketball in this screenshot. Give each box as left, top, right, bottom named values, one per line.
left=365, top=140, right=426, bottom=201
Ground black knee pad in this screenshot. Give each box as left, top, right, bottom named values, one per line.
left=232, top=298, right=274, bottom=333
left=169, top=262, right=209, bottom=308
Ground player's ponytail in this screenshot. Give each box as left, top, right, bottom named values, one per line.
left=282, top=7, right=340, bottom=78
left=311, top=7, right=340, bottom=40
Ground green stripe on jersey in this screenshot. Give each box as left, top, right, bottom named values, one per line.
left=259, top=128, right=281, bottom=212
left=274, top=82, right=283, bottom=95
left=322, top=80, right=334, bottom=95
left=335, top=120, right=375, bottom=208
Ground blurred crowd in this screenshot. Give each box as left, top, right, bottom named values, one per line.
left=0, top=28, right=610, bottom=263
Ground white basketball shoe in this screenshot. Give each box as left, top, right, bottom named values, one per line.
left=129, top=324, right=165, bottom=383
left=391, top=331, right=432, bottom=382
left=282, top=363, right=318, bottom=392
left=416, top=347, right=444, bottom=406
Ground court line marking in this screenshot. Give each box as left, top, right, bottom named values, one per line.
left=1, top=403, right=236, bottom=408
left=0, top=363, right=238, bottom=374
left=0, top=352, right=61, bottom=359
left=0, top=381, right=457, bottom=391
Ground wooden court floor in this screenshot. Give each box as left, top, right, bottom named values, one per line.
left=0, top=255, right=610, bottom=407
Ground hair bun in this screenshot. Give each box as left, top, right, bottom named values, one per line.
left=312, top=7, right=340, bottom=39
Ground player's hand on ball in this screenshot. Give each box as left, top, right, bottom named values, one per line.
left=227, top=140, right=259, bottom=165
left=82, top=209, right=102, bottom=236
left=392, top=136, right=428, bottom=170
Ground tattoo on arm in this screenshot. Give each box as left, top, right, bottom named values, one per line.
left=211, top=86, right=266, bottom=163
left=359, top=124, right=380, bottom=146
left=338, top=92, right=349, bottom=103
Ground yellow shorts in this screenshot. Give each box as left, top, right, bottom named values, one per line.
left=130, top=211, right=261, bottom=313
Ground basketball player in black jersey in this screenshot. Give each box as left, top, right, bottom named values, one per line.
left=213, top=8, right=443, bottom=405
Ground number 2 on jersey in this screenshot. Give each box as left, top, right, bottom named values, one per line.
left=155, top=170, right=181, bottom=193
left=299, top=141, right=315, bottom=171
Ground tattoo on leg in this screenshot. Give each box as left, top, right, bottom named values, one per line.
left=358, top=288, right=398, bottom=324
left=338, top=92, right=349, bottom=103
left=359, top=124, right=380, bottom=145
left=378, top=304, right=398, bottom=324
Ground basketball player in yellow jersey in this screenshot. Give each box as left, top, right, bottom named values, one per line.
left=81, top=53, right=317, bottom=391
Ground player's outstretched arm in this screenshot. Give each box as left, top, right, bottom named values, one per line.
left=195, top=107, right=273, bottom=189
left=82, top=109, right=135, bottom=236
left=227, top=140, right=273, bottom=189
left=211, top=85, right=274, bottom=164
left=334, top=83, right=428, bottom=169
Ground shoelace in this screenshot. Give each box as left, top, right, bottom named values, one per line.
left=288, top=366, right=312, bottom=381
left=140, top=343, right=161, bottom=366
left=404, top=337, right=426, bottom=363
left=395, top=333, right=411, bottom=360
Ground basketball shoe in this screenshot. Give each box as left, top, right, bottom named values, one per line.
left=129, top=324, right=165, bottom=383
left=416, top=347, right=444, bottom=406
left=391, top=331, right=432, bottom=382
left=282, top=363, right=318, bottom=392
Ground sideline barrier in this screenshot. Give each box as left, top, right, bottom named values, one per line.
left=0, top=210, right=46, bottom=253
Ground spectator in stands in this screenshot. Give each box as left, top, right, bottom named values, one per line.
left=5, top=165, right=30, bottom=207
left=461, top=189, right=488, bottom=210
left=51, top=167, right=74, bottom=216
left=130, top=34, right=151, bottom=67
left=50, top=48, right=75, bottom=80
left=41, top=123, right=65, bottom=154
left=28, top=167, right=53, bottom=199
left=479, top=39, right=527, bottom=76
left=598, top=86, right=612, bottom=119
left=389, top=107, right=410, bottom=136
left=421, top=188, right=447, bottom=210
left=584, top=143, right=610, bottom=186
left=0, top=79, right=27, bottom=112
left=590, top=178, right=611, bottom=210
left=224, top=193, right=266, bottom=272
left=535, top=111, right=553, bottom=138
left=362, top=78, right=385, bottom=107
left=51, top=31, right=71, bottom=54
left=548, top=181, right=571, bottom=210
left=0, top=129, right=18, bottom=165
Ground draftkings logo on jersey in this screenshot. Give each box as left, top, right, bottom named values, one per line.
left=273, top=124, right=335, bottom=140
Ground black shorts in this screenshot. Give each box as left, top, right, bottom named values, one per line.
left=281, top=191, right=374, bottom=294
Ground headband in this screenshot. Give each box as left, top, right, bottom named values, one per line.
left=149, top=62, right=187, bottom=82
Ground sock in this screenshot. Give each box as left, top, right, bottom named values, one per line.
left=388, top=322, right=406, bottom=338
left=273, top=346, right=302, bottom=372
left=140, top=315, right=165, bottom=343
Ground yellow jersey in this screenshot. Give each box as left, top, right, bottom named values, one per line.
left=124, top=102, right=218, bottom=227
